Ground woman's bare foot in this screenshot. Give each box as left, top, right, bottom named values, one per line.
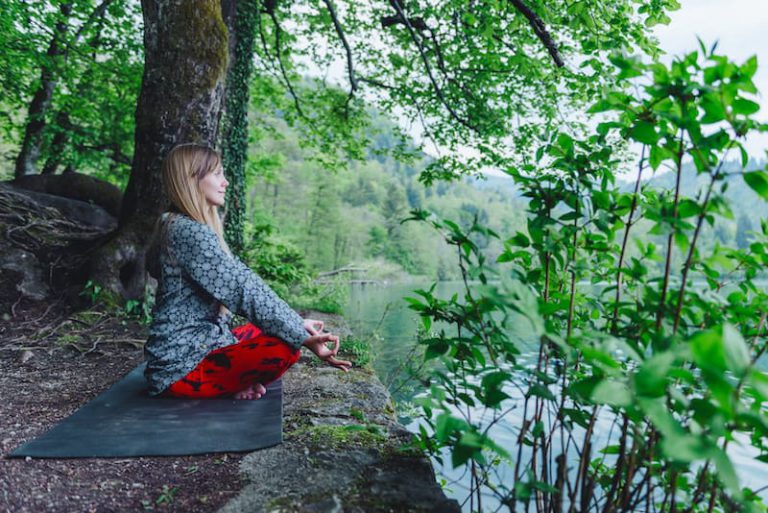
left=234, top=383, right=267, bottom=400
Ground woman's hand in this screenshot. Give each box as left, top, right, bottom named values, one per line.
left=303, top=318, right=324, bottom=336
left=303, top=332, right=352, bottom=372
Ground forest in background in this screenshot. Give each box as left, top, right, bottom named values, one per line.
left=3, top=87, right=767, bottom=287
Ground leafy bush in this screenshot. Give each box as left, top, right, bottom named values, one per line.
left=242, top=221, right=348, bottom=313
left=407, top=46, right=768, bottom=512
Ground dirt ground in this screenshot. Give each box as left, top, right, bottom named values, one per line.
left=0, top=301, right=246, bottom=513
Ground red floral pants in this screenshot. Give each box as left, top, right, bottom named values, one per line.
left=162, top=323, right=300, bottom=399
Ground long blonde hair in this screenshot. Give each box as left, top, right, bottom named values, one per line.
left=161, top=143, right=230, bottom=254
left=146, top=144, right=230, bottom=286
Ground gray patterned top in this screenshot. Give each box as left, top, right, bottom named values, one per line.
left=144, top=213, right=308, bottom=396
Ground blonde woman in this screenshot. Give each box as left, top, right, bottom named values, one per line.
left=145, top=143, right=351, bottom=400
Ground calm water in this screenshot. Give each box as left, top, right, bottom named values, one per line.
left=343, top=281, right=768, bottom=510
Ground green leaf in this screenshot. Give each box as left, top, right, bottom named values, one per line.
left=732, top=97, right=761, bottom=116
left=509, top=232, right=530, bottom=248
left=629, top=120, right=659, bottom=144
left=592, top=380, right=632, bottom=407
left=562, top=408, right=591, bottom=429
left=600, top=445, right=621, bottom=455
left=722, top=323, right=749, bottom=375
left=435, top=413, right=469, bottom=443
left=639, top=398, right=684, bottom=438
left=711, top=447, right=742, bottom=496
left=660, top=432, right=711, bottom=462
left=424, top=339, right=450, bottom=360
left=648, top=145, right=665, bottom=170
left=749, top=370, right=768, bottom=399
left=690, top=328, right=727, bottom=373
left=743, top=171, right=768, bottom=199
left=701, top=93, right=727, bottom=123
left=529, top=383, right=556, bottom=401
left=481, top=371, right=511, bottom=407
left=677, top=199, right=700, bottom=218
left=741, top=55, right=758, bottom=78
left=634, top=351, right=674, bottom=398
left=569, top=376, right=601, bottom=401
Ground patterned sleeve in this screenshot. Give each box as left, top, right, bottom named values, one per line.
left=167, top=216, right=308, bottom=349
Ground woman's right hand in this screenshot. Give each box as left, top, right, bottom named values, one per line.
left=303, top=333, right=352, bottom=372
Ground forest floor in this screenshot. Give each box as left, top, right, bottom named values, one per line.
left=0, top=300, right=245, bottom=513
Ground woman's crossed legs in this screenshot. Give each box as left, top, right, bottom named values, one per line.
left=162, top=323, right=300, bottom=399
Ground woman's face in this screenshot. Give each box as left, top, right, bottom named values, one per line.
left=198, top=165, right=229, bottom=207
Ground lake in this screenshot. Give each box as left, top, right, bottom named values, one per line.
left=343, top=281, right=768, bottom=511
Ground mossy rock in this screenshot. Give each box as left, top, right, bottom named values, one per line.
left=292, top=424, right=388, bottom=451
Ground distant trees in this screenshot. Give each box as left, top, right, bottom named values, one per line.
left=2, top=1, right=142, bottom=180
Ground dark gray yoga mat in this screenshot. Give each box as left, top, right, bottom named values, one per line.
left=9, top=363, right=282, bottom=458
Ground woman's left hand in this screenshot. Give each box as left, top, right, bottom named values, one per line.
left=304, top=318, right=324, bottom=336
left=303, top=333, right=352, bottom=372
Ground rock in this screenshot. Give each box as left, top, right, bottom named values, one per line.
left=0, top=248, right=51, bottom=302
left=18, top=350, right=34, bottom=364
left=218, top=352, right=460, bottom=513
left=0, top=183, right=118, bottom=308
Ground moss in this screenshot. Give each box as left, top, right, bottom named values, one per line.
left=293, top=424, right=388, bottom=451
left=57, top=333, right=81, bottom=347
left=171, top=1, right=229, bottom=91
left=265, top=496, right=293, bottom=511
left=338, top=367, right=376, bottom=383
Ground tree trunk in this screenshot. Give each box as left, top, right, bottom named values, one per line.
left=41, top=111, right=71, bottom=175
left=14, top=3, right=73, bottom=178
left=220, top=0, right=259, bottom=256
left=90, top=0, right=230, bottom=300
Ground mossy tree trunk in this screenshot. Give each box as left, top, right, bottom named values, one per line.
left=90, top=0, right=230, bottom=300
left=220, top=0, right=258, bottom=257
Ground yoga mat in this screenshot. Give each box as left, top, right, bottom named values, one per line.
left=9, top=364, right=283, bottom=458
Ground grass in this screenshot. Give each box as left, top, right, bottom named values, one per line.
left=339, top=337, right=373, bottom=368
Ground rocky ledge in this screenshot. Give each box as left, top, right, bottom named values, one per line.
left=219, top=331, right=461, bottom=513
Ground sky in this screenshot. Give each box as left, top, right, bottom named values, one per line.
left=476, top=0, right=768, bottom=178
left=654, top=0, right=768, bottom=158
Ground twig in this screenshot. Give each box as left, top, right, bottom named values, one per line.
left=265, top=9, right=305, bottom=118
left=612, top=145, right=645, bottom=333
left=656, top=129, right=686, bottom=331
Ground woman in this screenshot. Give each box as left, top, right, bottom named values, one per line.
left=145, top=143, right=351, bottom=400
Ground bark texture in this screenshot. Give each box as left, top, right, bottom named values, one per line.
left=91, top=0, right=230, bottom=299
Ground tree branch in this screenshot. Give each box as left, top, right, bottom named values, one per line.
left=265, top=7, right=305, bottom=118
left=380, top=14, right=428, bottom=30
left=508, top=0, right=565, bottom=68
left=385, top=0, right=479, bottom=132
left=72, top=0, right=115, bottom=43
left=320, top=0, right=358, bottom=115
